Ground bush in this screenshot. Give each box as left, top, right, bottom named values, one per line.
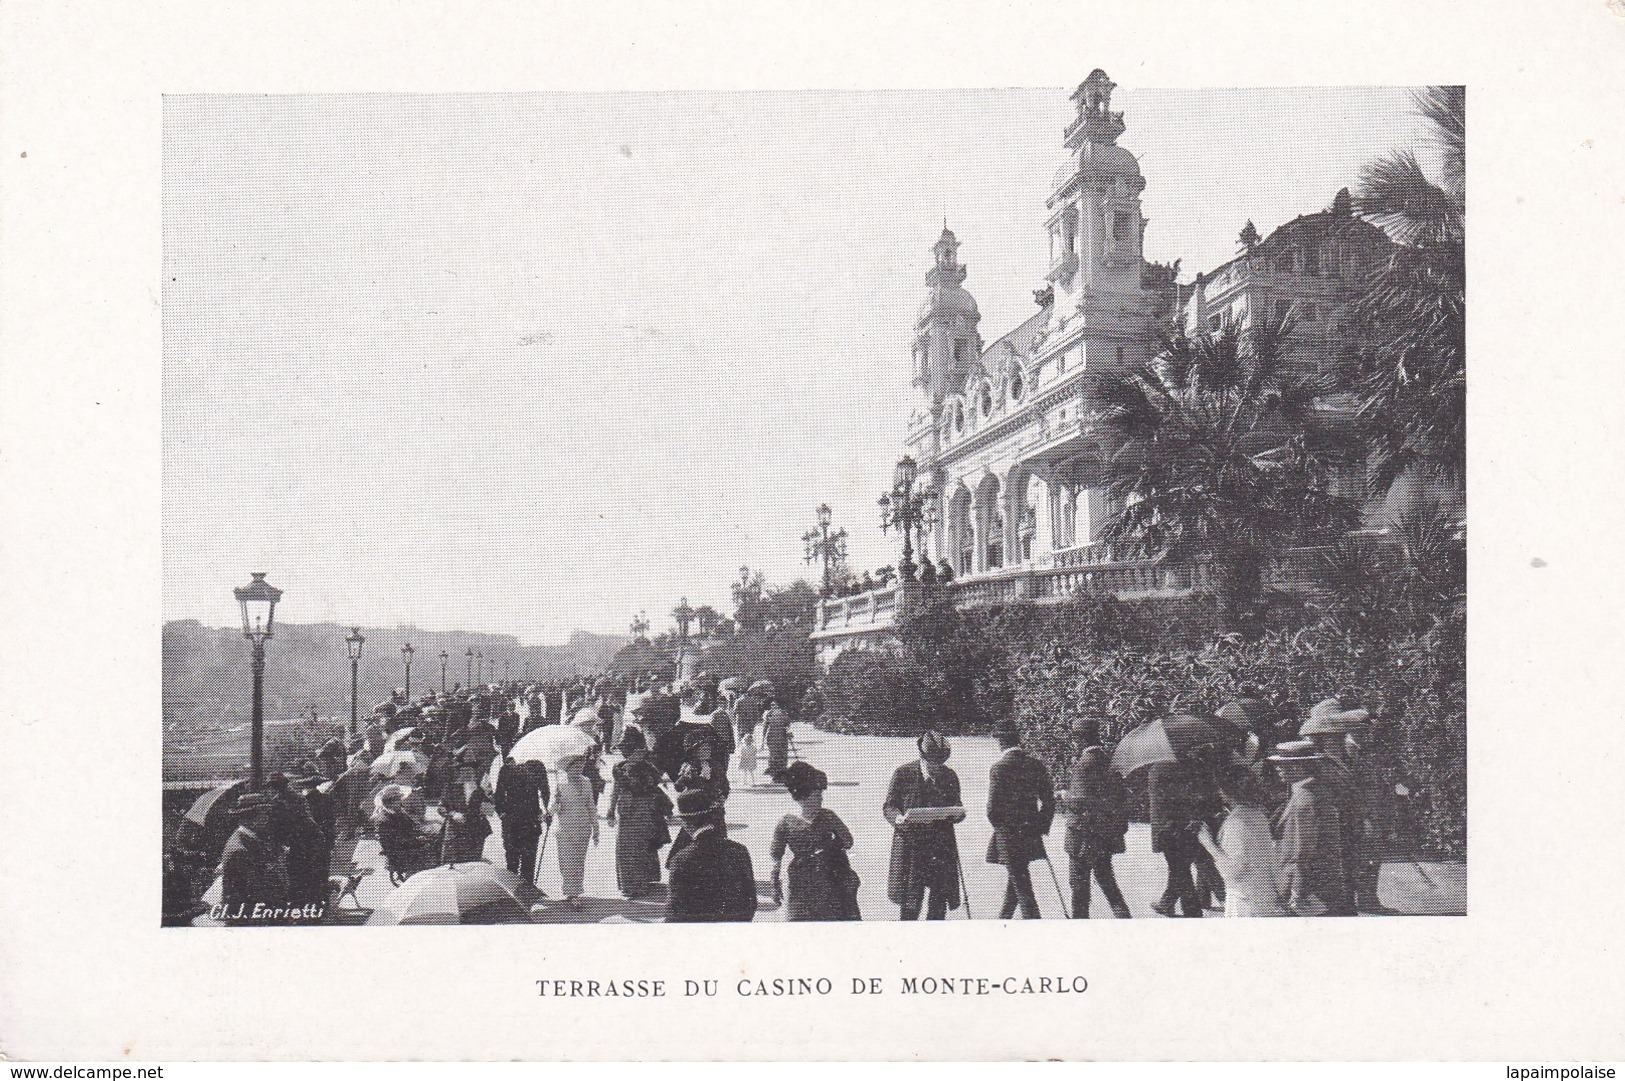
left=815, top=592, right=1466, bottom=860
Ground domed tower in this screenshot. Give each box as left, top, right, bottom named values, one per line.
left=1044, top=69, right=1149, bottom=323
left=912, top=223, right=982, bottom=412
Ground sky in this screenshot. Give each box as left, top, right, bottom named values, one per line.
left=162, top=83, right=1431, bottom=643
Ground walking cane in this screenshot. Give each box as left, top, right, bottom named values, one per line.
left=953, top=844, right=973, bottom=920
left=1042, top=855, right=1071, bottom=919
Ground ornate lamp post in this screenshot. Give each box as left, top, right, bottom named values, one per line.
left=879, top=455, right=927, bottom=583
left=475, top=650, right=484, bottom=685
left=345, top=627, right=365, bottom=742
left=233, top=572, right=283, bottom=788
left=504, top=659, right=512, bottom=683
left=672, top=597, right=696, bottom=682
left=802, top=503, right=849, bottom=597
left=400, top=642, right=415, bottom=700
left=439, top=649, right=448, bottom=693
left=630, top=611, right=651, bottom=639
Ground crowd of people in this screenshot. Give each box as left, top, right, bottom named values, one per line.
left=196, top=670, right=1398, bottom=924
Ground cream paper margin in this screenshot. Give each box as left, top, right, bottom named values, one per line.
left=1, top=0, right=1622, bottom=1062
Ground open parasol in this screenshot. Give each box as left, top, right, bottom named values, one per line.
left=510, top=725, right=595, bottom=770
left=747, top=680, right=776, bottom=697
left=365, top=862, right=539, bottom=925
left=382, top=726, right=418, bottom=753
left=369, top=748, right=429, bottom=778
left=1109, top=715, right=1246, bottom=776
left=718, top=676, right=748, bottom=695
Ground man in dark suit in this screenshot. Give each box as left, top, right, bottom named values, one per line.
left=1147, top=732, right=1225, bottom=917
left=665, top=790, right=758, bottom=923
left=493, top=756, right=548, bottom=883
left=985, top=721, right=1055, bottom=919
left=220, top=791, right=289, bottom=924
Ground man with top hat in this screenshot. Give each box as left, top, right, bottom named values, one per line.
left=493, top=754, right=548, bottom=883
left=219, top=790, right=290, bottom=924
left=883, top=730, right=965, bottom=920
left=1269, top=738, right=1353, bottom=916
left=664, top=789, right=758, bottom=923
left=985, top=720, right=1056, bottom=919
left=1062, top=718, right=1132, bottom=919
left=1300, top=698, right=1395, bottom=914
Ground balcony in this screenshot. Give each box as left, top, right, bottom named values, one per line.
left=810, top=555, right=1214, bottom=654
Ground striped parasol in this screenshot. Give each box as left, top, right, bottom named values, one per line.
left=365, top=862, right=539, bottom=925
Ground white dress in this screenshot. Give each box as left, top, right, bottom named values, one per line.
left=551, top=773, right=598, bottom=897
left=1203, top=805, right=1288, bottom=917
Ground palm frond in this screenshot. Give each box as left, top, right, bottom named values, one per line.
left=1356, top=151, right=1463, bottom=248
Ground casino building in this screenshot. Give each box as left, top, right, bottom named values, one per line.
left=812, top=70, right=1440, bottom=666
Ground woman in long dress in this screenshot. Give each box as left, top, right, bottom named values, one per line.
left=550, top=753, right=600, bottom=909
left=1196, top=768, right=1287, bottom=917
left=761, top=700, right=791, bottom=781
left=606, top=730, right=672, bottom=899
left=770, top=761, right=861, bottom=921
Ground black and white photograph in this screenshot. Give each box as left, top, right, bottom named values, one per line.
left=161, top=73, right=1466, bottom=928
left=7, top=0, right=1625, bottom=1065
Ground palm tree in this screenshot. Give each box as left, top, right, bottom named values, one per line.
left=1352, top=86, right=1466, bottom=498
left=1095, top=319, right=1362, bottom=632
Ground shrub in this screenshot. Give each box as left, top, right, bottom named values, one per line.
left=814, top=592, right=1465, bottom=860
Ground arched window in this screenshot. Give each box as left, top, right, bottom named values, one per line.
left=980, top=384, right=993, bottom=417
left=954, top=402, right=964, bottom=433
left=1009, top=368, right=1024, bottom=402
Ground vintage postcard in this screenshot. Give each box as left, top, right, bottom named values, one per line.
left=3, top=0, right=1623, bottom=1063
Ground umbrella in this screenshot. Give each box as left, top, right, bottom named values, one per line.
left=181, top=780, right=250, bottom=828
left=718, top=676, right=747, bottom=695
left=369, top=748, right=430, bottom=778
left=510, top=725, right=595, bottom=770
left=382, top=726, right=418, bottom=752
left=1109, top=715, right=1246, bottom=776
left=747, top=680, right=775, bottom=697
left=366, top=862, right=539, bottom=925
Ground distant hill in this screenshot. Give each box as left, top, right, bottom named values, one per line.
left=163, top=619, right=629, bottom=726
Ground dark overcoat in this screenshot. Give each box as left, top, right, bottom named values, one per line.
left=438, top=780, right=494, bottom=863
left=665, top=826, right=759, bottom=923
left=1064, top=745, right=1129, bottom=857
left=883, top=761, right=962, bottom=908
left=985, top=748, right=1055, bottom=866
left=1147, top=760, right=1222, bottom=853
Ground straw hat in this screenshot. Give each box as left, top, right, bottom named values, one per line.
left=1299, top=698, right=1371, bottom=736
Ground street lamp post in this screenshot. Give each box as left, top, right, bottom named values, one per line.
left=439, top=649, right=448, bottom=693
left=504, top=659, right=512, bottom=683
left=345, top=627, right=365, bottom=742
left=465, top=647, right=474, bottom=688
left=672, top=597, right=696, bottom=682
left=802, top=503, right=849, bottom=597
left=401, top=642, right=415, bottom=701
left=233, top=572, right=283, bottom=788
left=880, top=455, right=928, bottom=583
left=476, top=651, right=485, bottom=685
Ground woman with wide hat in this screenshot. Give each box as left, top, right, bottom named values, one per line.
left=606, top=728, right=673, bottom=899
left=770, top=761, right=861, bottom=921
left=437, top=750, right=494, bottom=864
left=882, top=731, right=965, bottom=920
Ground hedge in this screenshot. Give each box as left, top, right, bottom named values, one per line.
left=817, top=594, right=1466, bottom=860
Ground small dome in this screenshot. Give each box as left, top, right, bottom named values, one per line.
left=918, top=283, right=980, bottom=322
left=1051, top=141, right=1142, bottom=193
